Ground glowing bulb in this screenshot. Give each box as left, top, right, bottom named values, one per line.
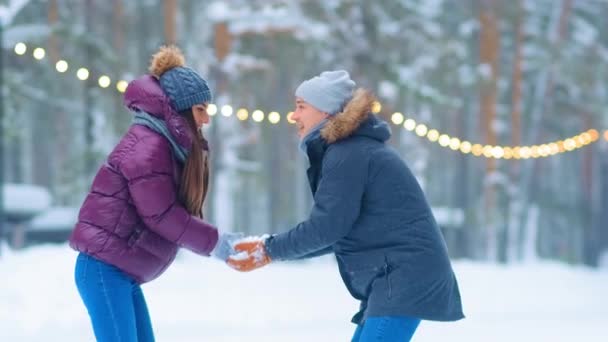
left=391, top=112, right=404, bottom=125
left=530, top=145, right=540, bottom=158
left=55, top=60, right=68, bottom=73
left=268, top=112, right=281, bottom=124
left=427, top=129, right=439, bottom=142
left=449, top=138, right=461, bottom=151
left=237, top=109, right=249, bottom=121
left=404, top=119, right=416, bottom=131
left=438, top=134, right=450, bottom=147
left=287, top=112, right=295, bottom=124
left=14, top=43, right=27, bottom=55
left=520, top=147, right=531, bottom=159
left=548, top=143, right=559, bottom=155
left=77, top=68, right=90, bottom=81
left=116, top=80, right=128, bottom=93
left=98, top=75, right=111, bottom=88
left=460, top=141, right=472, bottom=154
left=564, top=139, right=576, bottom=151
left=471, top=144, right=483, bottom=156
left=538, top=144, right=550, bottom=157
left=207, top=104, right=218, bottom=116
left=588, top=129, right=599, bottom=141
left=482, top=145, right=493, bottom=158
left=580, top=132, right=592, bottom=144
left=371, top=101, right=382, bottom=114
left=221, top=105, right=233, bottom=117
left=503, top=147, right=513, bottom=159
left=33, top=47, right=46, bottom=60
left=492, top=146, right=504, bottom=159
left=415, top=124, right=428, bottom=137
left=252, top=110, right=264, bottom=122
left=513, top=147, right=521, bottom=159
left=604, top=130, right=608, bottom=141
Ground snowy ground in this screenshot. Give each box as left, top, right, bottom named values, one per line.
left=1, top=244, right=607, bottom=342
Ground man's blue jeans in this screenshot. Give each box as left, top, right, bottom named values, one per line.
left=351, top=316, right=421, bottom=342
left=75, top=253, right=155, bottom=342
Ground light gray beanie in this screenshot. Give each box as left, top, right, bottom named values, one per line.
left=295, top=70, right=356, bottom=115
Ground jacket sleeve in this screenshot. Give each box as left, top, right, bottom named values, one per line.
left=120, top=136, right=218, bottom=255
left=293, top=245, right=334, bottom=260
left=265, top=145, right=367, bottom=261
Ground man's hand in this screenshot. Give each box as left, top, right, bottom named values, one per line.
left=227, top=238, right=271, bottom=272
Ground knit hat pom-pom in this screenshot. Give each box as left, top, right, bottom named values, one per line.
left=149, top=45, right=185, bottom=78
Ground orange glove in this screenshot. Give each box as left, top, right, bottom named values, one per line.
left=227, top=240, right=271, bottom=272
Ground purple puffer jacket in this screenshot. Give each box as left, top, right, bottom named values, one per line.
left=69, top=75, right=218, bottom=284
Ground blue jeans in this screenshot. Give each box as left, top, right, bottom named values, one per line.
left=75, top=253, right=155, bottom=342
left=351, top=316, right=421, bottom=342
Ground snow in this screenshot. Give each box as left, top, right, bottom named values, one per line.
left=1, top=245, right=607, bottom=341
left=2, top=24, right=50, bottom=48
left=2, top=184, right=52, bottom=218
left=432, top=207, right=464, bottom=227
left=0, top=0, right=30, bottom=26
left=28, top=207, right=78, bottom=231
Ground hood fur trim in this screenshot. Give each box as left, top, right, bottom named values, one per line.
left=321, top=88, right=377, bottom=144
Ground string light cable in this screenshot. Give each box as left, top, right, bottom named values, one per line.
left=12, top=42, right=608, bottom=158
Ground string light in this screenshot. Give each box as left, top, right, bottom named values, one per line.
left=252, top=110, right=264, bottom=122
left=438, top=134, right=450, bottom=147
left=13, top=43, right=607, bottom=158
left=98, top=75, right=111, bottom=88
left=404, top=119, right=416, bottom=131
left=55, top=60, right=68, bottom=73
left=76, top=68, right=89, bottom=81
left=460, top=141, right=472, bottom=154
left=449, top=138, right=461, bottom=151
left=268, top=111, right=281, bottom=124
left=371, top=101, right=382, bottom=114
left=472, top=144, right=483, bottom=156
left=207, top=104, right=218, bottom=116
left=427, top=129, right=439, bottom=142
left=391, top=112, right=404, bottom=125
left=221, top=105, right=233, bottom=117
left=33, top=47, right=45, bottom=60
left=237, top=108, right=249, bottom=121
left=287, top=112, right=295, bottom=124
left=14, top=42, right=27, bottom=55
left=116, top=80, right=128, bottom=93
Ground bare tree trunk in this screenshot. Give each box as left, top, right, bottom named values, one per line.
left=581, top=113, right=598, bottom=266
left=83, top=0, right=95, bottom=178
left=48, top=0, right=59, bottom=63
left=163, top=0, right=177, bottom=44
left=507, top=0, right=524, bottom=263
left=518, top=0, right=573, bottom=259
left=207, top=23, right=232, bottom=223
left=113, top=0, right=124, bottom=52
left=479, top=0, right=500, bottom=261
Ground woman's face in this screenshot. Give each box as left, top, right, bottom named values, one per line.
left=192, top=104, right=210, bottom=128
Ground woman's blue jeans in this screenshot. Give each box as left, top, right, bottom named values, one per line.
left=351, top=316, right=421, bottom=342
left=75, top=253, right=155, bottom=342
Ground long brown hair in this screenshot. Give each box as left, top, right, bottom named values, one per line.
left=179, top=109, right=209, bottom=218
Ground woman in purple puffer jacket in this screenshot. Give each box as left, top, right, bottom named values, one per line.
left=69, top=46, right=240, bottom=342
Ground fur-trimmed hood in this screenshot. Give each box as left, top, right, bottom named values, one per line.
left=321, top=88, right=391, bottom=144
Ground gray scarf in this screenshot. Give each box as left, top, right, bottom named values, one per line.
left=132, top=111, right=188, bottom=163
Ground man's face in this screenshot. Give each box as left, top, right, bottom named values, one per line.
left=291, top=98, right=329, bottom=139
